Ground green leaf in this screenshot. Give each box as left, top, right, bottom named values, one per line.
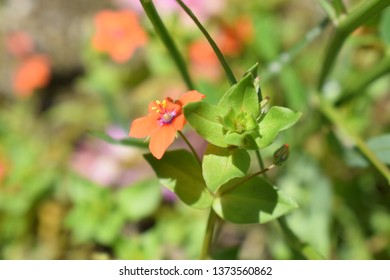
left=184, top=102, right=228, bottom=147
left=256, top=106, right=302, bottom=148
left=380, top=7, right=390, bottom=45
left=89, top=130, right=148, bottom=148
left=144, top=150, right=213, bottom=209
left=213, top=177, right=298, bottom=224
left=116, top=179, right=162, bottom=221
left=202, top=145, right=250, bottom=192
left=218, top=69, right=259, bottom=117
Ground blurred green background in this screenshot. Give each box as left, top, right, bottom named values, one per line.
left=0, top=0, right=389, bottom=259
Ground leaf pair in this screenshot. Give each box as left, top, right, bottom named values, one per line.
left=145, top=149, right=298, bottom=224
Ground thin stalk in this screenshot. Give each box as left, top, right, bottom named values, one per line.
left=318, top=0, right=390, bottom=90
left=178, top=131, right=201, bottom=166
left=200, top=209, right=218, bottom=260
left=255, top=150, right=266, bottom=173
left=318, top=96, right=390, bottom=185
left=278, top=217, right=325, bottom=260
left=175, top=0, right=237, bottom=85
left=333, top=0, right=348, bottom=17
left=140, top=0, right=195, bottom=89
left=219, top=165, right=275, bottom=196
left=318, top=0, right=338, bottom=22
left=336, top=55, right=390, bottom=106
left=262, top=17, right=330, bottom=82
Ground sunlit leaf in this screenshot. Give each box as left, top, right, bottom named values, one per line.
left=213, top=177, right=298, bottom=224
left=218, top=68, right=259, bottom=117
left=202, top=145, right=250, bottom=192
left=144, top=150, right=213, bottom=209
left=256, top=106, right=302, bottom=148
left=184, top=102, right=228, bottom=147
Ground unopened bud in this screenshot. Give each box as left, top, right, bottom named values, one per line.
left=273, top=144, right=289, bottom=166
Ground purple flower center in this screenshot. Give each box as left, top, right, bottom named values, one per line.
left=158, top=111, right=176, bottom=126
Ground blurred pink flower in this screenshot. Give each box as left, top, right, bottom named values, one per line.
left=5, top=31, right=34, bottom=59
left=70, top=126, right=143, bottom=186
left=0, top=159, right=7, bottom=184
left=113, top=0, right=224, bottom=22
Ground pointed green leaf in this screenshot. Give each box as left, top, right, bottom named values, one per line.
left=213, top=177, right=298, bottom=224
left=256, top=106, right=302, bottom=148
left=184, top=102, right=228, bottom=147
left=144, top=150, right=213, bottom=209
left=218, top=69, right=259, bottom=117
left=202, top=145, right=250, bottom=192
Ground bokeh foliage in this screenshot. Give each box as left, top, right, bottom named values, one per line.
left=0, top=0, right=389, bottom=259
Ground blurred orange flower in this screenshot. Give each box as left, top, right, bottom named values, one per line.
left=129, top=90, right=205, bottom=159
left=12, top=54, right=51, bottom=97
left=189, top=17, right=253, bottom=78
left=92, top=10, right=148, bottom=63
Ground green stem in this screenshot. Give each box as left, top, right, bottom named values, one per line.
left=336, top=55, right=390, bottom=106
left=219, top=165, right=275, bottom=196
left=200, top=209, right=218, bottom=260
left=317, top=96, right=390, bottom=184
left=255, top=150, right=266, bottom=173
left=140, top=0, right=195, bottom=89
left=317, top=0, right=390, bottom=90
left=262, top=17, right=330, bottom=82
left=175, top=0, right=237, bottom=85
left=318, top=0, right=338, bottom=22
left=278, top=217, right=325, bottom=260
left=178, top=131, right=201, bottom=166
left=334, top=0, right=348, bottom=17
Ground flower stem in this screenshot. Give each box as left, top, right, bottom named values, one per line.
left=140, top=0, right=195, bottom=90
left=200, top=209, right=217, bottom=260
left=316, top=96, right=390, bottom=185
left=317, top=0, right=390, bottom=90
left=178, top=131, right=201, bottom=166
left=336, top=54, right=390, bottom=106
left=255, top=150, right=266, bottom=173
left=262, top=17, right=330, bottom=82
left=175, top=0, right=237, bottom=86
left=219, top=165, right=275, bottom=196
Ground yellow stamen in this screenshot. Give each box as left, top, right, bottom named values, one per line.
left=156, top=100, right=161, bottom=105
left=162, top=100, right=167, bottom=108
left=151, top=106, right=157, bottom=111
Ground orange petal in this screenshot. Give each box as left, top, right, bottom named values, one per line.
left=165, top=98, right=181, bottom=113
left=177, top=90, right=205, bottom=106
left=172, top=114, right=186, bottom=131
left=149, top=125, right=176, bottom=159
left=129, top=114, right=159, bottom=138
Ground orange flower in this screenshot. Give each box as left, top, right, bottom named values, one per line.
left=129, top=90, right=205, bottom=159
left=92, top=9, right=147, bottom=63
left=12, top=54, right=51, bottom=97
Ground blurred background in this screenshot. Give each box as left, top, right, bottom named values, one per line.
left=0, top=0, right=389, bottom=259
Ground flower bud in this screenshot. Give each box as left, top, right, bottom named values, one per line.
left=273, top=144, right=289, bottom=166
